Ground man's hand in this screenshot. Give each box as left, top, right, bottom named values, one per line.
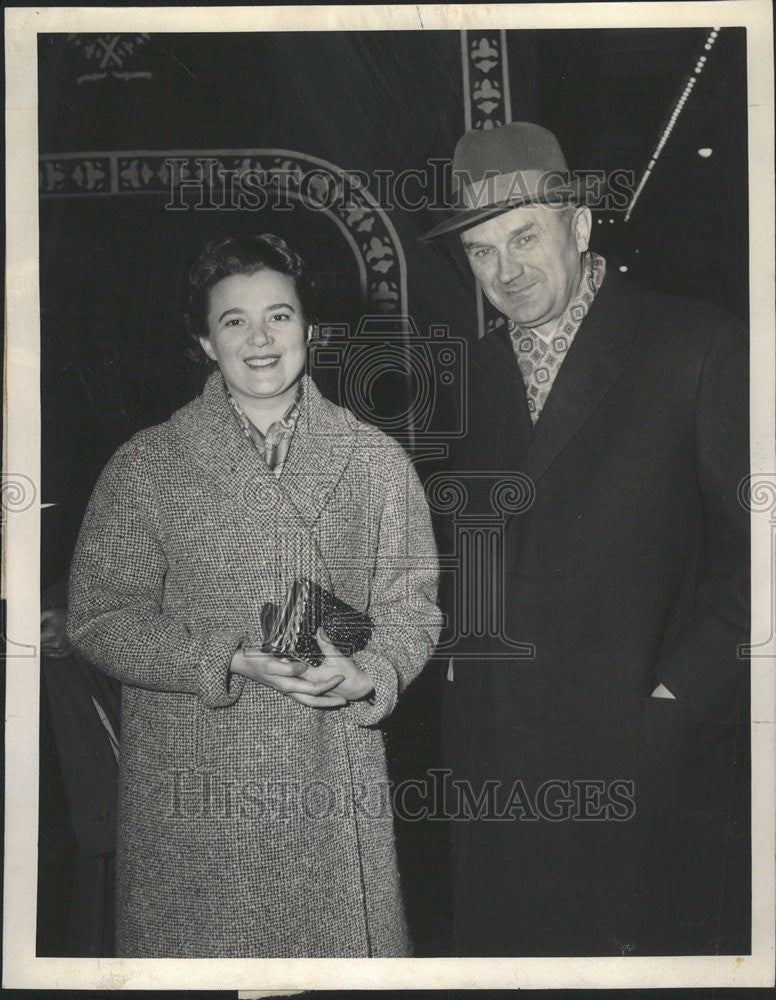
left=301, top=627, right=375, bottom=703
left=230, top=646, right=347, bottom=708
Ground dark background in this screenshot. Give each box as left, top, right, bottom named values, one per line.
left=37, top=27, right=749, bottom=959
left=38, top=26, right=748, bottom=589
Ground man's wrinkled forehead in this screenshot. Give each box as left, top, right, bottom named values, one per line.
left=459, top=203, right=562, bottom=248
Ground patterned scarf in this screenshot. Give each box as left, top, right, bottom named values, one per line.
left=226, top=381, right=302, bottom=477
left=508, top=251, right=607, bottom=422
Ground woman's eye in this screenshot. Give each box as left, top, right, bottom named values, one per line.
left=270, top=312, right=291, bottom=322
left=223, top=317, right=244, bottom=327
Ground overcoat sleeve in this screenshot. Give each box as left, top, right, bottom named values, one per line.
left=67, top=437, right=248, bottom=709
left=655, top=317, right=750, bottom=722
left=348, top=439, right=442, bottom=727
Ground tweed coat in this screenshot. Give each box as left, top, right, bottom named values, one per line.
left=67, top=372, right=441, bottom=958
left=442, top=272, right=750, bottom=955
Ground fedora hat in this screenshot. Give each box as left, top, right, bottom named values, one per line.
left=421, top=122, right=580, bottom=241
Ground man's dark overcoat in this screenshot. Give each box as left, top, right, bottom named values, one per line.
left=442, top=272, right=750, bottom=956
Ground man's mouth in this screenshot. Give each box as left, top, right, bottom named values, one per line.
left=504, top=281, right=537, bottom=296
left=244, top=356, right=280, bottom=368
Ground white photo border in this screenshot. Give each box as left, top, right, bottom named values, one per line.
left=4, top=1, right=774, bottom=990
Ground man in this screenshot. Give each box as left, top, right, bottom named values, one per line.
left=422, top=123, right=750, bottom=956
left=40, top=580, right=120, bottom=956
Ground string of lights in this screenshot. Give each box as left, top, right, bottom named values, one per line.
left=625, top=27, right=721, bottom=222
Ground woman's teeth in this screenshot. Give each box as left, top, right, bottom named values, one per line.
left=245, top=357, right=278, bottom=368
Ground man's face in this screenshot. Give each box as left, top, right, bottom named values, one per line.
left=461, top=203, right=592, bottom=333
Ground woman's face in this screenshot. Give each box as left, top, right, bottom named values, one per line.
left=199, top=269, right=309, bottom=411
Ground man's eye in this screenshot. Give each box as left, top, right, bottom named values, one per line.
left=224, top=318, right=245, bottom=327
left=270, top=312, right=291, bottom=321
left=516, top=235, right=535, bottom=246
left=473, top=248, right=492, bottom=259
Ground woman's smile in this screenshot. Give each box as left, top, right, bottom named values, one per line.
left=244, top=355, right=280, bottom=368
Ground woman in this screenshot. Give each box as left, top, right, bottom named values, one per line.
left=67, top=233, right=441, bottom=958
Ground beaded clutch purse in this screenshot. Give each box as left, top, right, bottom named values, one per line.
left=260, top=577, right=374, bottom=667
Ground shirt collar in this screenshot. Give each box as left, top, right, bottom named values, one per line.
left=226, top=379, right=303, bottom=446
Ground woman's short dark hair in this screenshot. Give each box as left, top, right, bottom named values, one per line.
left=185, top=233, right=318, bottom=352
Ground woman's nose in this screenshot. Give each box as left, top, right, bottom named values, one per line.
left=246, top=323, right=271, bottom=346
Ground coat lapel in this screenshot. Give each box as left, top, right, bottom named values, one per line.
left=175, top=371, right=275, bottom=503
left=520, top=274, right=641, bottom=485
left=471, top=325, right=533, bottom=468
left=278, top=376, right=356, bottom=528
left=173, top=372, right=356, bottom=529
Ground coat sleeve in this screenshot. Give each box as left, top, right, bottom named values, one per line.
left=655, top=317, right=750, bottom=723
left=67, top=438, right=248, bottom=709
left=348, top=441, right=442, bottom=726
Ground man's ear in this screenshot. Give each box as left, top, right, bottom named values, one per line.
left=573, top=206, right=592, bottom=253
left=199, top=336, right=217, bottom=362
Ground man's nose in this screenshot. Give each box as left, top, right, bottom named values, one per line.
left=498, top=251, right=525, bottom=285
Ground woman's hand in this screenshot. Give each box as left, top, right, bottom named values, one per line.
left=230, top=646, right=347, bottom=708
left=300, top=628, right=375, bottom=703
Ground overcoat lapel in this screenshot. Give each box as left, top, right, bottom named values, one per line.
left=176, top=371, right=271, bottom=503
left=471, top=325, right=533, bottom=468
left=519, top=274, right=640, bottom=485
left=174, top=372, right=355, bottom=530
left=278, top=376, right=357, bottom=528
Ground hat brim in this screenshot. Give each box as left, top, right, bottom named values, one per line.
left=419, top=186, right=583, bottom=243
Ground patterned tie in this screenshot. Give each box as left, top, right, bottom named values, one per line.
left=509, top=252, right=606, bottom=423
left=512, top=328, right=570, bottom=422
